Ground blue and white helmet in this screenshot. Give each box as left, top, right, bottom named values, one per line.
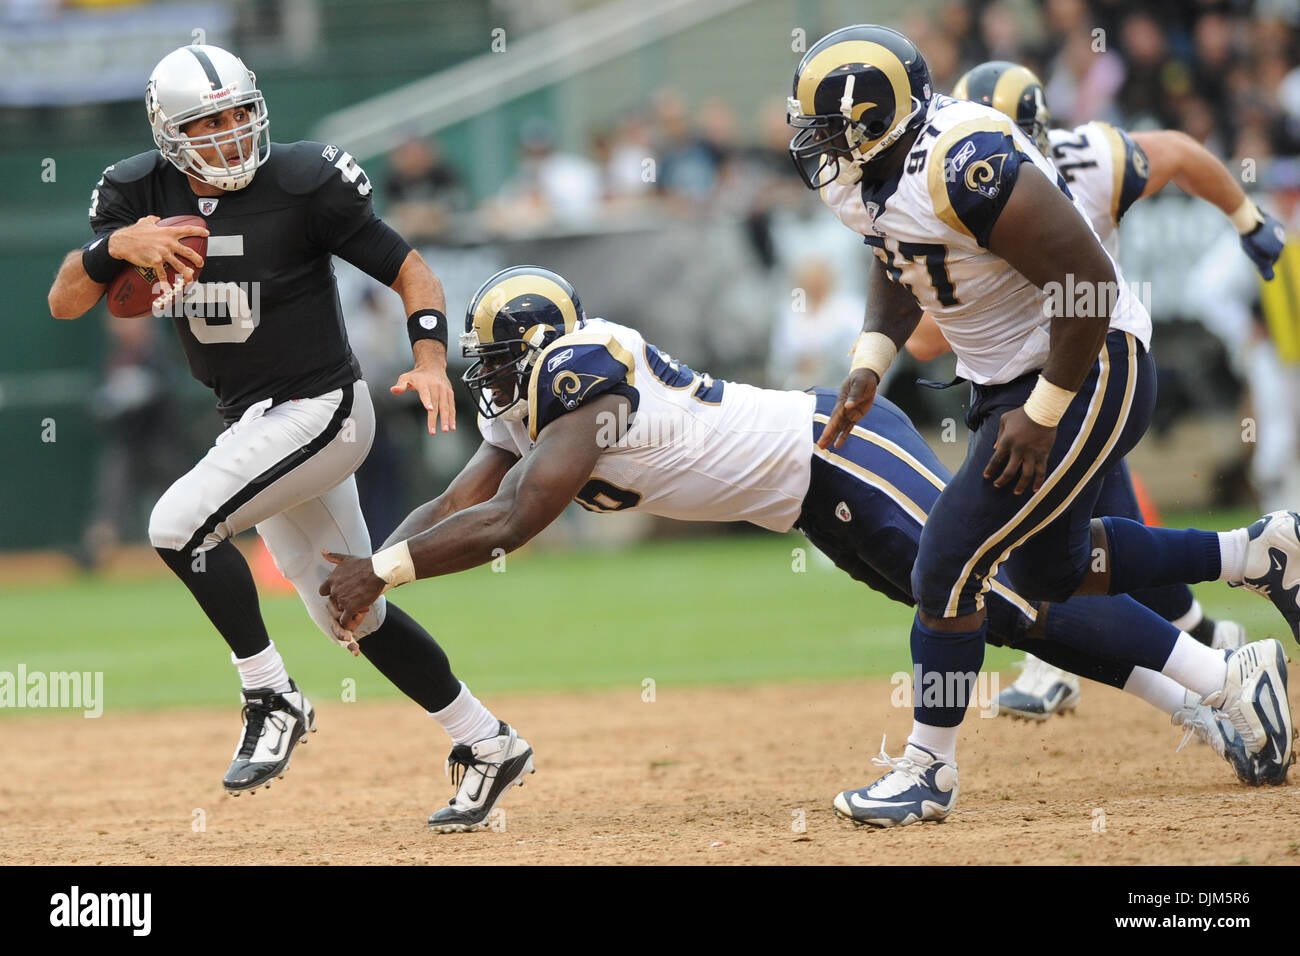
left=146, top=44, right=270, bottom=191
left=461, top=266, right=585, bottom=421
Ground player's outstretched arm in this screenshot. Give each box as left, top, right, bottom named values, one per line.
left=1131, top=129, right=1285, bottom=279
left=48, top=216, right=206, bottom=319
left=387, top=249, right=457, bottom=434
left=379, top=441, right=520, bottom=548
left=818, top=255, right=922, bottom=450
left=320, top=392, right=629, bottom=631
left=983, top=162, right=1112, bottom=494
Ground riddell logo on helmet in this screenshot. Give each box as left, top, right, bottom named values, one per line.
left=203, top=86, right=234, bottom=103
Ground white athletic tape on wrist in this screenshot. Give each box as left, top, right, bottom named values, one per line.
left=371, top=541, right=415, bottom=588
left=848, top=331, right=897, bottom=379
left=1230, top=198, right=1263, bottom=235
left=1023, top=376, right=1075, bottom=428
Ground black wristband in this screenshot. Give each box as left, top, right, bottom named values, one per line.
left=82, top=233, right=126, bottom=284
left=407, top=309, right=448, bottom=348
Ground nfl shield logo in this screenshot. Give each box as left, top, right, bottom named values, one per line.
left=198, top=198, right=219, bottom=215
left=835, top=501, right=852, bottom=523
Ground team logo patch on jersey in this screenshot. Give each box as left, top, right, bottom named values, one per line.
left=835, top=501, right=852, bottom=523
left=198, top=198, right=219, bottom=215
left=546, top=348, right=574, bottom=373
left=321, top=145, right=339, bottom=161
left=552, top=370, right=607, bottom=410
left=964, top=153, right=1008, bottom=199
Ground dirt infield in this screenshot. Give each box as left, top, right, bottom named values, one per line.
left=2, top=677, right=1296, bottom=866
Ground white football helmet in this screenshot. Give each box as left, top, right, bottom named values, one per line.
left=146, top=45, right=270, bottom=191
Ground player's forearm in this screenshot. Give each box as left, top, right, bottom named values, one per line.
left=391, top=250, right=449, bottom=369
left=403, top=499, right=536, bottom=580
left=48, top=251, right=106, bottom=320
left=1169, top=140, right=1246, bottom=217
left=1133, top=130, right=1245, bottom=216
left=1043, top=313, right=1109, bottom=391
left=863, top=256, right=923, bottom=347
left=381, top=495, right=457, bottom=549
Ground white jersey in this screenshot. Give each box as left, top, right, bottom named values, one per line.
left=478, top=318, right=817, bottom=532
left=820, top=95, right=1152, bottom=385
left=1048, top=122, right=1151, bottom=259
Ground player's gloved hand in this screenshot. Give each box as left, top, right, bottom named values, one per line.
left=1241, top=210, right=1286, bottom=280
left=320, top=551, right=386, bottom=654
left=107, top=215, right=207, bottom=283
left=392, top=354, right=457, bottom=435
left=984, top=407, right=1056, bottom=495
left=818, top=368, right=879, bottom=450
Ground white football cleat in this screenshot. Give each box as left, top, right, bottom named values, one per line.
left=1203, top=639, right=1294, bottom=785
left=996, top=654, right=1081, bottom=720
left=1233, top=510, right=1300, bottom=641
left=428, top=722, right=535, bottom=833
left=1211, top=619, right=1247, bottom=652
left=223, top=680, right=316, bottom=795
left=1172, top=702, right=1257, bottom=785
left=832, top=739, right=958, bottom=828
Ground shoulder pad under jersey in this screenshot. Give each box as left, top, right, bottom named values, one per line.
left=99, top=151, right=168, bottom=185
left=926, top=116, right=1025, bottom=248
left=527, top=330, right=639, bottom=441
left=1088, top=122, right=1150, bottom=223
left=273, top=141, right=372, bottom=197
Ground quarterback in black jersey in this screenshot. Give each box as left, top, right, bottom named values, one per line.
left=46, top=44, right=534, bottom=830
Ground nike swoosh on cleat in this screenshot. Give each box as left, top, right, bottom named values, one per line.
left=263, top=726, right=287, bottom=756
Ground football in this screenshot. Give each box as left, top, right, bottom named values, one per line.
left=105, top=215, right=207, bottom=318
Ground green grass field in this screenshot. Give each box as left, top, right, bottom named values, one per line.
left=0, top=509, right=1283, bottom=712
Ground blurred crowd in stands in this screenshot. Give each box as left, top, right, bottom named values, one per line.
left=387, top=0, right=1300, bottom=238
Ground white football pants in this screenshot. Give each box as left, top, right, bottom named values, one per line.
left=148, top=381, right=387, bottom=643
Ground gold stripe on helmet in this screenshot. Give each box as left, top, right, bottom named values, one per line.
left=471, top=274, right=579, bottom=345
left=990, top=65, right=1041, bottom=122
left=796, top=41, right=912, bottom=131
left=952, top=73, right=970, bottom=101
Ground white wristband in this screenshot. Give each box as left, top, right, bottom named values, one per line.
left=1230, top=198, right=1263, bottom=235
left=848, top=331, right=897, bottom=379
left=371, top=541, right=415, bottom=589
left=1022, top=376, right=1075, bottom=428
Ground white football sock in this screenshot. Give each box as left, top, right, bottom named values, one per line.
left=908, top=720, right=960, bottom=764
left=429, top=681, right=500, bottom=746
left=1122, top=666, right=1191, bottom=716
left=1169, top=598, right=1204, bottom=634
left=1160, top=632, right=1229, bottom=699
left=232, top=642, right=291, bottom=693
left=1217, top=529, right=1249, bottom=582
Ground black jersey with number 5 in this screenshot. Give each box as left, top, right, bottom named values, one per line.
left=88, top=142, right=389, bottom=421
